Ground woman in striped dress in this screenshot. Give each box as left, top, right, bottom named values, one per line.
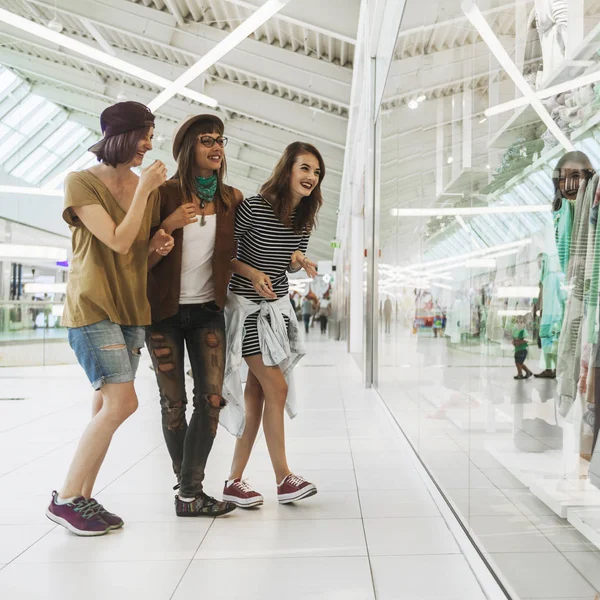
left=221, top=142, right=325, bottom=507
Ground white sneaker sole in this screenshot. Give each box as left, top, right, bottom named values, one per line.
left=45, top=509, right=110, bottom=537
left=278, top=485, right=318, bottom=504
left=222, top=494, right=264, bottom=508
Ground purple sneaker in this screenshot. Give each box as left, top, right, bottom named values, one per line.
left=45, top=491, right=110, bottom=537
left=88, top=498, right=124, bottom=530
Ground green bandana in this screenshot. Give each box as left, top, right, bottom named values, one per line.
left=194, top=174, right=217, bottom=204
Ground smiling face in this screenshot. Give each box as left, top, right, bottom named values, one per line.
left=557, top=161, right=590, bottom=200
left=194, top=131, right=225, bottom=176
left=290, top=152, right=321, bottom=201
left=128, top=126, right=154, bottom=168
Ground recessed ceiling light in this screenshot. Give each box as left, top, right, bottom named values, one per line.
left=408, top=99, right=419, bottom=110
left=447, top=157, right=454, bottom=164
left=416, top=95, right=426, bottom=102
left=486, top=164, right=491, bottom=169
left=479, top=117, right=487, bottom=124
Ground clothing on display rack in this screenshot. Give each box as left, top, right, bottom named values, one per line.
left=556, top=175, right=596, bottom=417
left=534, top=0, right=568, bottom=86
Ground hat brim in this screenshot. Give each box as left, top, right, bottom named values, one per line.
left=87, top=139, right=104, bottom=154
left=172, top=114, right=225, bottom=161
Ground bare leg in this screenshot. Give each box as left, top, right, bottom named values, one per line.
left=244, top=355, right=290, bottom=483
left=228, top=369, right=264, bottom=480
left=81, top=390, right=107, bottom=498
left=60, top=382, right=138, bottom=499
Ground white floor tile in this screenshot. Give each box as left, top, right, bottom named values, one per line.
left=231, top=490, right=361, bottom=521
left=15, top=521, right=213, bottom=563
left=371, top=555, right=486, bottom=600
left=0, top=524, right=54, bottom=562
left=364, top=517, right=459, bottom=556
left=449, top=488, right=523, bottom=518
left=0, top=560, right=189, bottom=600
left=468, top=516, right=556, bottom=553
left=354, top=467, right=425, bottom=491
left=195, top=518, right=367, bottom=559
left=489, top=552, right=597, bottom=598
left=174, top=557, right=375, bottom=600
left=359, top=489, right=439, bottom=518
left=563, top=551, right=600, bottom=592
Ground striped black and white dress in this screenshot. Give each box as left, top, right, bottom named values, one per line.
left=230, top=194, right=309, bottom=357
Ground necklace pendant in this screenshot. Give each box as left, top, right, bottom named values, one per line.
left=200, top=214, right=206, bottom=226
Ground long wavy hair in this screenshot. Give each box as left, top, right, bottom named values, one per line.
left=260, top=142, right=325, bottom=234
left=173, top=119, right=233, bottom=213
left=552, top=151, right=594, bottom=211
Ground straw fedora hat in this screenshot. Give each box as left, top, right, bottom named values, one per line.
left=171, top=113, right=224, bottom=160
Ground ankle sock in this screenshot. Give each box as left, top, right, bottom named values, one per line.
left=178, top=496, right=196, bottom=503
left=55, top=495, right=77, bottom=505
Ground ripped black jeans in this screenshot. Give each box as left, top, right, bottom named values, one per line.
left=146, top=303, right=226, bottom=499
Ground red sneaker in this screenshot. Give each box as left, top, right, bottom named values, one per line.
left=223, top=478, right=264, bottom=508
left=277, top=474, right=317, bottom=504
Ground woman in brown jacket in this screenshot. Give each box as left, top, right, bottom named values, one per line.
left=147, top=114, right=242, bottom=517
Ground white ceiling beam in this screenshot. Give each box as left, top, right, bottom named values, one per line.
left=163, top=0, right=185, bottom=28
left=221, top=0, right=359, bottom=45
left=0, top=7, right=218, bottom=108
left=80, top=17, right=116, bottom=56
left=0, top=26, right=347, bottom=151
left=148, top=0, right=294, bottom=112
left=25, top=0, right=352, bottom=106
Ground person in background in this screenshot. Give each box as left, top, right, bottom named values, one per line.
left=317, top=295, right=331, bottom=335
left=221, top=141, right=325, bottom=508
left=146, top=114, right=243, bottom=517
left=301, top=295, right=313, bottom=334
left=383, top=297, right=393, bottom=334
left=513, top=315, right=533, bottom=380
left=46, top=102, right=172, bottom=536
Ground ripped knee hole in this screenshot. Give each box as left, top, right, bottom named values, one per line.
left=100, top=343, right=126, bottom=351
left=206, top=333, right=220, bottom=348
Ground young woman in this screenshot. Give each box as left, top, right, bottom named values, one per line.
left=220, top=142, right=325, bottom=507
left=46, top=101, right=173, bottom=536
left=146, top=114, right=242, bottom=517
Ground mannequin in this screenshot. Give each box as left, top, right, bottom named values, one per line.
left=534, top=0, right=568, bottom=86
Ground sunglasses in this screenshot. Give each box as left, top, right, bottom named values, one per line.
left=198, top=135, right=228, bottom=148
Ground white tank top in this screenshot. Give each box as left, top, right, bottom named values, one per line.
left=179, top=214, right=216, bottom=304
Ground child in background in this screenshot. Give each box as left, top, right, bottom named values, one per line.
left=513, top=315, right=533, bottom=380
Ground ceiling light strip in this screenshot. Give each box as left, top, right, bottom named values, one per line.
left=391, top=205, right=549, bottom=217
left=0, top=7, right=217, bottom=108
left=148, top=0, right=292, bottom=112
left=462, top=0, right=574, bottom=151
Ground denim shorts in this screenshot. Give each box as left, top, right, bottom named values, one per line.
left=68, top=320, right=146, bottom=390
left=514, top=349, right=528, bottom=365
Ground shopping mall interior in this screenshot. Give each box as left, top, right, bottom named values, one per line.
left=2, top=0, right=600, bottom=598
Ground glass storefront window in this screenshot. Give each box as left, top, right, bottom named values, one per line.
left=374, top=0, right=600, bottom=597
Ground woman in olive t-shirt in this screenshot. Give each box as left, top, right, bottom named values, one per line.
left=45, top=102, right=174, bottom=537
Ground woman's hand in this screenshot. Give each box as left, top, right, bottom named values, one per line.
left=149, top=229, right=175, bottom=256
left=163, top=203, right=198, bottom=233
left=291, top=250, right=317, bottom=278
left=139, top=160, right=168, bottom=193
left=250, top=270, right=277, bottom=299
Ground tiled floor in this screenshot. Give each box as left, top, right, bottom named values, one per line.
left=0, top=336, right=488, bottom=600
left=378, top=326, right=600, bottom=599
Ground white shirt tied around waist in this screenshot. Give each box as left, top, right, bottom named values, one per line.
left=221, top=292, right=305, bottom=438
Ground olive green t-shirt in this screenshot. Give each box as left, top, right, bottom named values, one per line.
left=61, top=170, right=160, bottom=328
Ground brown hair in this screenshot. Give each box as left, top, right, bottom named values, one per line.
left=260, top=141, right=325, bottom=234
left=91, top=127, right=151, bottom=168
left=173, top=119, right=233, bottom=213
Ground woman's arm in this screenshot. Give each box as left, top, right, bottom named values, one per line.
left=72, top=161, right=166, bottom=255
left=231, top=258, right=277, bottom=299
left=147, top=229, right=175, bottom=269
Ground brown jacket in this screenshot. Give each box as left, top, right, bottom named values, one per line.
left=147, top=180, right=241, bottom=322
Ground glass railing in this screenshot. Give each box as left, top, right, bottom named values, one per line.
left=0, top=301, right=72, bottom=367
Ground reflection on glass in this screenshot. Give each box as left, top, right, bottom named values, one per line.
left=372, top=0, right=600, bottom=596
